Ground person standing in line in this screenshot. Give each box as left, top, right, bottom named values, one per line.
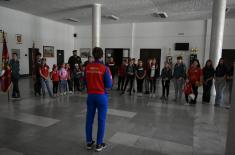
left=202, top=59, right=215, bottom=104
left=149, top=58, right=159, bottom=98
left=9, top=53, right=20, bottom=98
left=85, top=47, right=112, bottom=152
left=34, top=52, right=42, bottom=96
left=59, top=63, right=68, bottom=95
left=187, top=59, right=203, bottom=104
left=144, top=59, right=152, bottom=94
left=160, top=62, right=172, bottom=101
left=65, top=63, right=73, bottom=93
left=39, top=58, right=53, bottom=97
left=214, top=58, right=227, bottom=107
left=132, top=58, right=138, bottom=93
left=117, top=59, right=127, bottom=91
left=107, top=57, right=116, bottom=86
left=73, top=63, right=83, bottom=92
left=51, top=64, right=60, bottom=97
left=225, top=63, right=234, bottom=108
left=173, top=56, right=186, bottom=102
left=122, top=59, right=135, bottom=96
left=135, top=60, right=146, bottom=96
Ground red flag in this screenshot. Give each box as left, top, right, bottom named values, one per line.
left=1, top=32, right=11, bottom=92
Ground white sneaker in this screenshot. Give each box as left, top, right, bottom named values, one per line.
left=64, top=92, right=67, bottom=95
left=69, top=91, right=73, bottom=94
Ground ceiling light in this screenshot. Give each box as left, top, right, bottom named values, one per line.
left=65, top=18, right=79, bottom=23
left=152, top=12, right=168, bottom=18
left=103, top=15, right=120, bottom=20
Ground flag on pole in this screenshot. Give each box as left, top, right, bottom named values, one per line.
left=1, top=32, right=11, bottom=92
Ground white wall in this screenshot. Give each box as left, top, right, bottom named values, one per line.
left=0, top=6, right=75, bottom=75
left=75, top=19, right=235, bottom=69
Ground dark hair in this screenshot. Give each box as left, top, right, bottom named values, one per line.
left=192, top=59, right=200, bottom=68
left=36, top=52, right=42, bottom=56
left=177, top=56, right=183, bottom=60
left=205, top=59, right=213, bottom=68
left=73, top=50, right=77, bottom=53
left=12, top=52, right=17, bottom=56
left=92, top=47, right=103, bottom=60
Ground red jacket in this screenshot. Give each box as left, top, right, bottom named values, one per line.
left=118, top=64, right=126, bottom=77
left=188, top=67, right=203, bottom=84
left=85, top=61, right=112, bottom=94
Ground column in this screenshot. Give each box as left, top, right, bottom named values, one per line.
left=92, top=3, right=101, bottom=48
left=209, top=0, right=227, bottom=65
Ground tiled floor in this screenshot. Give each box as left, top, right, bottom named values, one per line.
left=0, top=78, right=229, bottom=155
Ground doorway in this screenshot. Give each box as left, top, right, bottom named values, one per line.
left=28, top=48, right=39, bottom=76
left=222, top=49, right=235, bottom=67
left=105, top=48, right=130, bottom=66
left=57, top=50, right=64, bottom=67
left=140, top=49, right=161, bottom=68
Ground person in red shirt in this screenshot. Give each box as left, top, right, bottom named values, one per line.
left=40, top=58, right=53, bottom=97
left=117, top=59, right=127, bottom=91
left=51, top=64, right=59, bottom=96
left=187, top=59, right=203, bottom=104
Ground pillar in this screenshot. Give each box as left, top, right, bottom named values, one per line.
left=209, top=0, right=227, bottom=65
left=92, top=3, right=101, bottom=48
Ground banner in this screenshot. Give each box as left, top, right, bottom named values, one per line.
left=1, top=32, right=11, bottom=92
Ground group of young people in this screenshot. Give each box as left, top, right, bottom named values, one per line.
left=33, top=50, right=93, bottom=98
left=107, top=56, right=233, bottom=106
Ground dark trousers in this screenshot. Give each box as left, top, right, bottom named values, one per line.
left=162, top=80, right=170, bottom=97
left=74, top=78, right=80, bottom=91
left=67, top=79, right=73, bottom=91
left=136, top=79, right=144, bottom=93
left=150, top=78, right=156, bottom=93
left=185, top=94, right=189, bottom=103
left=123, top=76, right=134, bottom=94
left=53, top=81, right=59, bottom=94
left=34, top=76, right=41, bottom=95
left=191, top=83, right=198, bottom=104
left=118, top=76, right=125, bottom=91
left=12, top=78, right=20, bottom=97
left=202, top=80, right=212, bottom=103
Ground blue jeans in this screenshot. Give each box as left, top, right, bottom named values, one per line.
left=174, top=78, right=184, bottom=100
left=60, top=80, right=67, bottom=93
left=41, top=78, right=53, bottom=97
left=86, top=94, right=108, bottom=145
left=215, top=77, right=226, bottom=105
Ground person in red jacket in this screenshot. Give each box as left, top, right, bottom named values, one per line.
left=117, top=59, right=127, bottom=91
left=187, top=59, right=203, bottom=104
left=85, top=47, right=112, bottom=152
left=51, top=64, right=60, bottom=96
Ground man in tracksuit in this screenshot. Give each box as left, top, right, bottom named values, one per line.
left=85, top=47, right=112, bottom=152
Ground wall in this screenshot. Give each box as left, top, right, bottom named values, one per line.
left=75, top=19, right=235, bottom=69
left=0, top=6, right=75, bottom=75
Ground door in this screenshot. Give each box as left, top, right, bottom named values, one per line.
left=57, top=50, right=64, bottom=67
left=140, top=49, right=161, bottom=68
left=105, top=48, right=130, bottom=66
left=222, top=49, right=235, bottom=67
left=28, top=48, right=39, bottom=76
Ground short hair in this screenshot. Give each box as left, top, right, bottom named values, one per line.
left=73, top=50, right=77, bottom=53
left=92, top=47, right=103, bottom=60
left=177, top=56, right=183, bottom=60
left=36, top=52, right=42, bottom=56
left=12, top=52, right=17, bottom=56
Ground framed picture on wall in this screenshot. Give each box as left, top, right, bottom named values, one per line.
left=11, top=49, right=20, bottom=59
left=80, top=48, right=91, bottom=58
left=16, top=34, right=22, bottom=44
left=43, top=46, right=54, bottom=57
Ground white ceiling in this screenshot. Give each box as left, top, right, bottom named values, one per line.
left=0, top=0, right=235, bottom=25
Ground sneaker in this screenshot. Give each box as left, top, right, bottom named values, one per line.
left=87, top=141, right=95, bottom=150
left=69, top=91, right=73, bottom=94
left=95, top=143, right=107, bottom=152
left=184, top=102, right=190, bottom=106
left=64, top=92, right=67, bottom=95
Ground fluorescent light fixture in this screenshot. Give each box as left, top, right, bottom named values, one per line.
left=65, top=18, right=79, bottom=23
left=152, top=12, right=168, bottom=18
left=103, top=15, right=120, bottom=20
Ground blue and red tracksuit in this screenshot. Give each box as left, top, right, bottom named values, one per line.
left=85, top=60, right=112, bottom=145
